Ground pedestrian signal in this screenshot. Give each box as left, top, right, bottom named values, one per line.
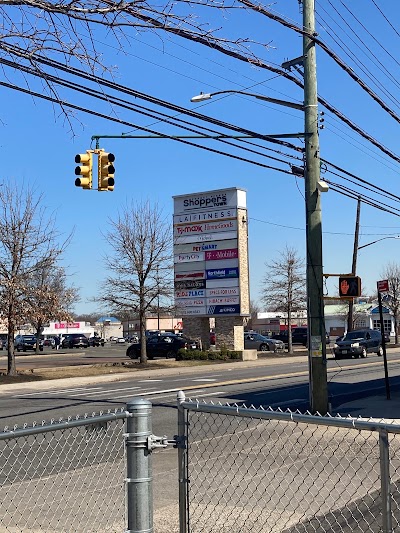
left=339, top=276, right=361, bottom=298
left=98, top=151, right=115, bottom=191
left=74, top=152, right=93, bottom=189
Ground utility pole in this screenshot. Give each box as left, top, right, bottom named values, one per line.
left=303, top=0, right=328, bottom=414
left=348, top=197, right=361, bottom=333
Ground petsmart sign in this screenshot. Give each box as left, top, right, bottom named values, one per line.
left=173, top=187, right=247, bottom=317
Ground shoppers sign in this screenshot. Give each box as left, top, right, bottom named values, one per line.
left=173, top=188, right=247, bottom=317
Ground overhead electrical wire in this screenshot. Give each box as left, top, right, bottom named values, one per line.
left=2, top=45, right=400, bottom=215
left=238, top=0, right=400, bottom=128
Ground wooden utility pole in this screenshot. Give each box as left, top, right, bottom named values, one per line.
left=348, top=197, right=361, bottom=332
left=303, top=0, right=328, bottom=414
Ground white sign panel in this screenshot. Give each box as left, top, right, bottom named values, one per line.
left=207, top=296, right=240, bottom=305
left=173, top=188, right=246, bottom=215
left=174, top=252, right=205, bottom=264
left=174, top=239, right=238, bottom=255
left=206, top=278, right=240, bottom=288
left=174, top=261, right=206, bottom=273
left=174, top=220, right=237, bottom=238
left=173, top=208, right=237, bottom=225
left=175, top=298, right=206, bottom=307
left=177, top=306, right=207, bottom=316
left=174, top=230, right=237, bottom=245
left=206, top=287, right=240, bottom=297
left=205, top=258, right=239, bottom=271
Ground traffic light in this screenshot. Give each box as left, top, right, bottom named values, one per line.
left=74, top=151, right=93, bottom=189
left=339, top=276, right=361, bottom=298
left=98, top=151, right=115, bottom=191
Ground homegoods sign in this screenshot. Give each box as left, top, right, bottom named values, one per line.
left=173, top=187, right=247, bottom=317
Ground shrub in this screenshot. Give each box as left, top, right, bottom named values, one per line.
left=176, top=348, right=242, bottom=361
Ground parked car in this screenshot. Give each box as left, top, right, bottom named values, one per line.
left=244, top=333, right=285, bottom=353
left=126, top=333, right=198, bottom=360
left=333, top=328, right=382, bottom=359
left=39, top=337, right=55, bottom=349
left=15, top=335, right=39, bottom=352
left=272, top=328, right=329, bottom=347
left=88, top=336, right=105, bottom=347
left=61, top=334, right=89, bottom=349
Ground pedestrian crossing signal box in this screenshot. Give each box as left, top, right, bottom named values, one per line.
left=339, top=276, right=361, bottom=298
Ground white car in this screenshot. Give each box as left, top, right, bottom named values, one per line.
left=117, top=337, right=126, bottom=343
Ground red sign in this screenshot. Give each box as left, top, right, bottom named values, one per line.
left=55, top=322, right=80, bottom=329
left=377, top=279, right=389, bottom=292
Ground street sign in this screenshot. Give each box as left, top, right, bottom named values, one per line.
left=377, top=279, right=389, bottom=292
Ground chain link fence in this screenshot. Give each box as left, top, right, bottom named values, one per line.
left=0, top=410, right=127, bottom=532
left=178, top=394, right=400, bottom=533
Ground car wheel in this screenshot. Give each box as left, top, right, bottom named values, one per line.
left=334, top=353, right=341, bottom=360
left=166, top=350, right=175, bottom=359
left=377, top=346, right=383, bottom=356
left=361, top=347, right=367, bottom=358
left=354, top=353, right=360, bottom=359
left=259, top=344, right=269, bottom=352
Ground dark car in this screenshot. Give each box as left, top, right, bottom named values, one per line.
left=88, top=336, right=105, bottom=347
left=15, top=335, right=40, bottom=352
left=272, top=327, right=329, bottom=347
left=126, top=333, right=198, bottom=360
left=333, top=329, right=382, bottom=359
left=61, top=334, right=89, bottom=349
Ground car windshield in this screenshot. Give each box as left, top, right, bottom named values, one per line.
left=343, top=331, right=366, bottom=341
left=23, top=336, right=36, bottom=341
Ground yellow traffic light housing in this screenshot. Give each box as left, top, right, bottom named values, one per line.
left=98, top=151, right=115, bottom=191
left=74, top=152, right=93, bottom=189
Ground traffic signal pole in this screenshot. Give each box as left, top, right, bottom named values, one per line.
left=303, top=0, right=328, bottom=414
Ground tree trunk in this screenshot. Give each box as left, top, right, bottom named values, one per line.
left=395, top=316, right=398, bottom=345
left=7, top=319, right=16, bottom=376
left=139, top=288, right=147, bottom=363
left=287, top=310, right=293, bottom=353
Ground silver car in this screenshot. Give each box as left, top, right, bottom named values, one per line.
left=244, top=333, right=285, bottom=353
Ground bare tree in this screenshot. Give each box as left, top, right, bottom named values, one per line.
left=261, top=246, right=306, bottom=353
left=381, top=263, right=400, bottom=344
left=0, top=183, right=69, bottom=374
left=23, top=265, right=79, bottom=353
left=98, top=200, right=173, bottom=363
left=246, top=300, right=261, bottom=331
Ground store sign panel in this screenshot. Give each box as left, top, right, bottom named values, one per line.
left=174, top=189, right=245, bottom=214
left=176, top=306, right=207, bottom=316
left=174, top=239, right=237, bottom=255
left=174, top=261, right=206, bottom=273
left=207, top=304, right=241, bottom=315
left=207, top=296, right=240, bottom=305
left=205, top=248, right=238, bottom=261
left=206, top=287, right=240, bottom=297
left=174, top=220, right=237, bottom=238
left=175, top=279, right=206, bottom=290
left=175, top=289, right=206, bottom=299
left=175, top=298, right=206, bottom=307
left=174, top=252, right=205, bottom=263
left=175, top=270, right=205, bottom=280
left=174, top=231, right=237, bottom=245
left=206, top=267, right=239, bottom=280
left=173, top=208, right=237, bottom=224
left=205, top=278, right=239, bottom=288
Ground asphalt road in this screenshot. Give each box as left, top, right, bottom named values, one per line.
left=1, top=351, right=400, bottom=532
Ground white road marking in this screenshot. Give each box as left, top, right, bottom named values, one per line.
left=137, top=379, right=163, bottom=382
left=15, top=387, right=103, bottom=397
left=191, top=379, right=217, bottom=382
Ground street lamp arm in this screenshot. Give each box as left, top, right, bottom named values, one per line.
left=358, top=235, right=400, bottom=250
left=190, top=90, right=304, bottom=110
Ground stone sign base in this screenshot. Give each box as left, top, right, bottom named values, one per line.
left=240, top=349, right=257, bottom=361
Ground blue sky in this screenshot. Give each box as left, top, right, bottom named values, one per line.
left=1, top=0, right=399, bottom=315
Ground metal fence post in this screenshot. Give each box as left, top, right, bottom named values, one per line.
left=125, top=398, right=153, bottom=533
left=177, top=391, right=188, bottom=533
left=379, top=428, right=393, bottom=533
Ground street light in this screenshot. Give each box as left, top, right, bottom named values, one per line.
left=358, top=236, right=400, bottom=250
left=190, top=90, right=304, bottom=110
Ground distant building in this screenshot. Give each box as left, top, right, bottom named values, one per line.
left=95, top=316, right=123, bottom=340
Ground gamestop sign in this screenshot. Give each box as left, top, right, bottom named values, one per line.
left=173, top=187, right=246, bottom=317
